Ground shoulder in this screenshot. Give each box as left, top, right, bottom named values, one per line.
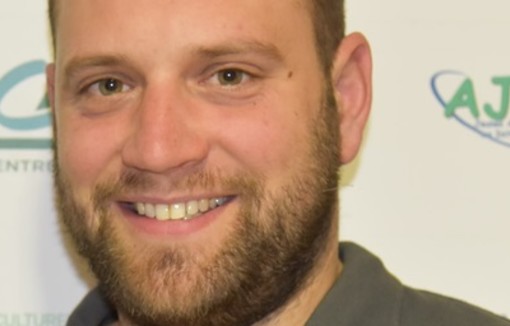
left=67, top=287, right=117, bottom=326
left=400, top=287, right=510, bottom=326
left=323, top=242, right=510, bottom=326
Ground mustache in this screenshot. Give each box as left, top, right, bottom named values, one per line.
left=118, top=169, right=221, bottom=192
left=91, top=168, right=263, bottom=210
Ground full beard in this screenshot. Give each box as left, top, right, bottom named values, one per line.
left=54, top=92, right=341, bottom=326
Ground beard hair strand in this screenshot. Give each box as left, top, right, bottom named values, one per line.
left=54, top=90, right=341, bottom=326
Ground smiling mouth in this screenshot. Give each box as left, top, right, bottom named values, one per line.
left=124, top=197, right=234, bottom=221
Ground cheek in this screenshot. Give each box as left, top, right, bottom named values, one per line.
left=212, top=103, right=312, bottom=179
left=56, top=112, right=125, bottom=192
left=248, top=125, right=296, bottom=170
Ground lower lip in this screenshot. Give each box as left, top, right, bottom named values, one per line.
left=118, top=200, right=234, bottom=238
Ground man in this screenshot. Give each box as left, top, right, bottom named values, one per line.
left=46, top=0, right=509, bottom=325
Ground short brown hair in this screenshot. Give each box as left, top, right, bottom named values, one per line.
left=48, top=0, right=57, bottom=50
left=47, top=0, right=344, bottom=73
left=308, top=0, right=345, bottom=74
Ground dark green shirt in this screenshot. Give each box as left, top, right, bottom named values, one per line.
left=68, top=242, right=510, bottom=326
left=308, top=243, right=509, bottom=326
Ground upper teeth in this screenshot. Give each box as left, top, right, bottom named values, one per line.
left=135, top=198, right=228, bottom=221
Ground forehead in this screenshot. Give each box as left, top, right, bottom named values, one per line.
left=55, top=0, right=311, bottom=39
left=54, top=0, right=311, bottom=18
left=54, top=0, right=317, bottom=70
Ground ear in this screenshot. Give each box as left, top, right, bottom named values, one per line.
left=46, top=63, right=56, bottom=111
left=331, top=32, right=372, bottom=164
left=46, top=63, right=59, bottom=147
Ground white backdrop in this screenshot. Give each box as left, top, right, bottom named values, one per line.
left=0, top=1, right=508, bottom=324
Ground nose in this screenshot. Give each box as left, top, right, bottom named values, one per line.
left=121, top=83, right=209, bottom=174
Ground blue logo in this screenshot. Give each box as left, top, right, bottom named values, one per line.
left=431, top=71, right=510, bottom=149
left=0, top=60, right=52, bottom=149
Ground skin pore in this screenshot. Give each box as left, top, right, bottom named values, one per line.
left=47, top=0, right=372, bottom=325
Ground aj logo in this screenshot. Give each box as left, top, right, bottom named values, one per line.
left=0, top=60, right=52, bottom=149
left=431, top=71, right=510, bottom=148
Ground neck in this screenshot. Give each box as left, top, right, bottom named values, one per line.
left=116, top=219, right=342, bottom=326
left=254, top=217, right=342, bottom=326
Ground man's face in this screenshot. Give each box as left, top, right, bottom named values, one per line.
left=49, top=0, right=342, bottom=324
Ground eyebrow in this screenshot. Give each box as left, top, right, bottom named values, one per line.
left=61, top=41, right=284, bottom=82
left=62, top=55, right=132, bottom=83
left=191, top=40, right=285, bottom=62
